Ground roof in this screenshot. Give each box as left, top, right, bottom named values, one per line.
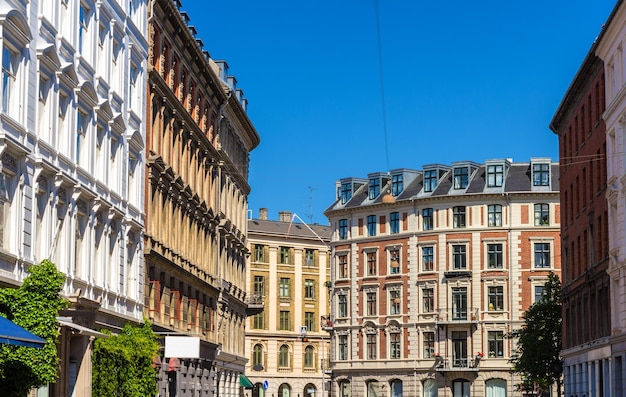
left=248, top=219, right=331, bottom=242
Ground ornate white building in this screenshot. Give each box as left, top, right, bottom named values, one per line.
left=0, top=0, right=147, bottom=395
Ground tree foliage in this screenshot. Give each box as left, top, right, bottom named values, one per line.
left=93, top=320, right=159, bottom=397
left=0, top=259, right=70, bottom=397
left=508, top=272, right=562, bottom=395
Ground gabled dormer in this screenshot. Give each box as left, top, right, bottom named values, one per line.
left=530, top=157, right=553, bottom=191
left=484, top=159, right=511, bottom=192
left=335, top=178, right=367, bottom=205
left=367, top=172, right=390, bottom=201
left=451, top=161, right=480, bottom=192
left=421, top=164, right=451, bottom=194
left=388, top=169, right=421, bottom=197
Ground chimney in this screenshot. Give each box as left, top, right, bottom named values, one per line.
left=259, top=208, right=268, bottom=220
left=279, top=211, right=292, bottom=223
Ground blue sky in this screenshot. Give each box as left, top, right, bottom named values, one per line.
left=181, top=0, right=616, bottom=225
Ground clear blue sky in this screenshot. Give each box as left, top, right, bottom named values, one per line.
left=181, top=0, right=616, bottom=225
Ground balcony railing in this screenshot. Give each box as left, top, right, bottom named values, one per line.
left=245, top=294, right=264, bottom=316
left=436, top=307, right=479, bottom=324
left=434, top=355, right=480, bottom=372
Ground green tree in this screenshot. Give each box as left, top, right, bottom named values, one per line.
left=93, top=320, right=159, bottom=397
left=0, top=259, right=70, bottom=397
left=508, top=272, right=562, bottom=396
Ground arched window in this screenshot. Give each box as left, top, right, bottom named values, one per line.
left=253, top=343, right=264, bottom=370
left=423, top=378, right=438, bottom=397
left=366, top=380, right=379, bottom=397
left=304, top=383, right=316, bottom=397
left=338, top=380, right=351, bottom=397
left=390, top=379, right=402, bottom=397
left=485, top=379, right=506, bottom=397
left=278, top=383, right=291, bottom=397
left=304, top=345, right=314, bottom=368
left=279, top=344, right=290, bottom=368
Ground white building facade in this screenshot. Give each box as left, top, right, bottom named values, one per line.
left=0, top=0, right=147, bottom=395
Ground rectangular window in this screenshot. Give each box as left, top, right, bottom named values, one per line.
left=488, top=331, right=504, bottom=357
left=423, top=288, right=434, bottom=312
left=279, top=246, right=291, bottom=264
left=338, top=335, right=348, bottom=360
left=338, top=294, right=347, bottom=318
left=534, top=243, right=551, bottom=268
left=487, top=164, right=504, bottom=187
left=391, top=174, right=403, bottom=196
left=390, top=333, right=401, bottom=359
left=2, top=46, right=18, bottom=116
left=341, top=182, right=352, bottom=204
left=452, top=244, right=466, bottom=270
left=488, top=204, right=502, bottom=227
left=338, top=254, right=348, bottom=278
left=535, top=285, right=546, bottom=303
left=390, top=212, right=400, bottom=234
left=533, top=163, right=550, bottom=186
left=488, top=286, right=504, bottom=311
left=304, top=279, right=314, bottom=299
left=389, top=290, right=401, bottom=315
left=129, top=62, right=139, bottom=110
left=369, top=177, right=380, bottom=200
left=279, top=278, right=290, bottom=298
left=367, top=334, right=377, bottom=360
left=453, top=206, right=466, bottom=228
left=422, top=246, right=434, bottom=271
left=487, top=243, right=503, bottom=269
left=253, top=244, right=267, bottom=262
left=253, top=312, right=265, bottom=329
left=424, top=170, right=437, bottom=192
left=76, top=110, right=87, bottom=165
left=366, top=292, right=376, bottom=316
left=367, top=215, right=377, bottom=236
left=452, top=287, right=467, bottom=320
left=453, top=167, right=469, bottom=189
left=339, top=219, right=348, bottom=240
left=534, top=203, right=550, bottom=226
left=423, top=208, right=433, bottom=230
left=253, top=275, right=265, bottom=297
left=389, top=248, right=400, bottom=274
left=279, top=310, right=290, bottom=330
left=424, top=331, right=435, bottom=358
left=305, top=248, right=315, bottom=266
left=366, top=251, right=377, bottom=276
left=79, top=5, right=89, bottom=54
left=305, top=311, right=315, bottom=332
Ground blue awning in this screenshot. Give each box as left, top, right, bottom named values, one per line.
left=0, top=316, right=46, bottom=348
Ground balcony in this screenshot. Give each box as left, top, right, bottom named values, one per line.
left=434, top=355, right=481, bottom=372
left=321, top=316, right=334, bottom=332
left=245, top=294, right=264, bottom=316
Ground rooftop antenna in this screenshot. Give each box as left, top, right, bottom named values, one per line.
left=308, top=186, right=316, bottom=223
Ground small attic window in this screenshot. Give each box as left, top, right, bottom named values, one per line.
left=340, top=182, right=352, bottom=204
left=391, top=174, right=403, bottom=196
left=487, top=164, right=504, bottom=188
left=453, top=167, right=469, bottom=189
left=532, top=163, right=550, bottom=186
left=369, top=177, right=380, bottom=200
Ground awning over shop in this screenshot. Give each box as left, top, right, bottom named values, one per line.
left=240, top=374, right=254, bottom=389
left=57, top=317, right=109, bottom=338
left=0, top=316, right=46, bottom=348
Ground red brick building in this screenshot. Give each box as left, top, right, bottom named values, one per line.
left=325, top=160, right=561, bottom=397
left=550, top=36, right=611, bottom=397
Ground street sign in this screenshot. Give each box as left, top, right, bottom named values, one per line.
left=263, top=380, right=269, bottom=391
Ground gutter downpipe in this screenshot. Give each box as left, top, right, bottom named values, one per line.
left=506, top=192, right=514, bottom=397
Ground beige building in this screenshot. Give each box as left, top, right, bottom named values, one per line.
left=145, top=0, right=260, bottom=395
left=245, top=210, right=332, bottom=397
left=324, top=160, right=561, bottom=397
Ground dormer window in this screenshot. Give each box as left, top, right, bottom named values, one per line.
left=340, top=182, right=352, bottom=204
left=423, top=170, right=438, bottom=192
left=453, top=167, right=469, bottom=189
left=487, top=164, right=504, bottom=187
left=391, top=174, right=403, bottom=196
left=369, top=177, right=380, bottom=200
left=532, top=163, right=550, bottom=186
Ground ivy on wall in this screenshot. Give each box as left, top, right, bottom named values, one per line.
left=93, top=320, right=160, bottom=397
left=0, top=259, right=70, bottom=397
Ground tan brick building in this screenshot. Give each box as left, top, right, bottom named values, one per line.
left=324, top=160, right=561, bottom=397
left=245, top=210, right=331, bottom=397
left=145, top=0, right=259, bottom=395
